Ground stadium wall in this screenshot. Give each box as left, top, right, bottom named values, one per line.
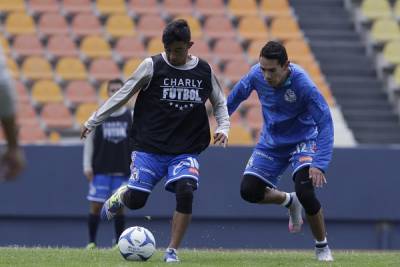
left=0, top=145, right=399, bottom=249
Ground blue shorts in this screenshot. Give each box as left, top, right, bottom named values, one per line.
left=128, top=151, right=200, bottom=193
left=244, top=140, right=316, bottom=188
left=87, top=174, right=128, bottom=203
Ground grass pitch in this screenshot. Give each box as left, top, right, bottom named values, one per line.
left=0, top=247, right=399, bottom=267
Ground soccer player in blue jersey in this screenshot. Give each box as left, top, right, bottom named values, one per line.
left=227, top=41, right=333, bottom=261
left=81, top=20, right=229, bottom=262
left=83, top=79, right=132, bottom=249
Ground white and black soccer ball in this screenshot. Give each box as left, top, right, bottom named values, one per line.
left=118, top=226, right=156, bottom=261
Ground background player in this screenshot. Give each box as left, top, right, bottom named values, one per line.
left=81, top=19, right=229, bottom=262
left=83, top=79, right=132, bottom=249
left=227, top=41, right=334, bottom=261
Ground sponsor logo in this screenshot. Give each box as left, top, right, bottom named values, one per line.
left=131, top=167, right=139, bottom=181
left=299, top=156, right=313, bottom=163
left=161, top=78, right=204, bottom=111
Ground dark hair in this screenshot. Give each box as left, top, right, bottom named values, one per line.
left=162, top=19, right=191, bottom=47
left=108, top=78, right=123, bottom=88
left=260, top=41, right=288, bottom=66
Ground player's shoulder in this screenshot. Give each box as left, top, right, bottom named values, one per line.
left=289, top=63, right=315, bottom=87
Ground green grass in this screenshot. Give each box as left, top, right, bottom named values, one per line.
left=0, top=247, right=399, bottom=267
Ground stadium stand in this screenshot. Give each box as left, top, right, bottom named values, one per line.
left=0, top=0, right=358, bottom=146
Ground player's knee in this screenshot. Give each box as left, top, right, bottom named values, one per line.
left=240, top=175, right=265, bottom=203
left=294, top=167, right=321, bottom=215
left=175, top=178, right=196, bottom=214
left=123, top=189, right=149, bottom=210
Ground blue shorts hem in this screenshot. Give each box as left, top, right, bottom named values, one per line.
left=243, top=171, right=277, bottom=188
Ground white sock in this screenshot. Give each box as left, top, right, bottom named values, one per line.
left=315, top=238, right=328, bottom=246
left=281, top=192, right=291, bottom=207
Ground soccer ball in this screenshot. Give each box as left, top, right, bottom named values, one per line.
left=118, top=226, right=156, bottom=261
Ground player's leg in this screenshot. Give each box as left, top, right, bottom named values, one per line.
left=293, top=166, right=333, bottom=261
left=101, top=151, right=166, bottom=220
left=87, top=174, right=113, bottom=248
left=110, top=176, right=128, bottom=246
left=163, top=155, right=199, bottom=262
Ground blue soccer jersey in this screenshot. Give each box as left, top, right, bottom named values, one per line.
left=227, top=63, right=334, bottom=172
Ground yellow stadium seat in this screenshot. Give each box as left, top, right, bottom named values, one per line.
left=6, top=57, right=18, bottom=78
left=80, top=35, right=112, bottom=59
left=227, top=0, right=258, bottom=17
left=22, top=56, right=53, bottom=80
left=0, top=36, right=10, bottom=55
left=105, top=14, right=135, bottom=38
left=0, top=0, right=25, bottom=12
left=75, top=103, right=98, bottom=125
left=247, top=39, right=266, bottom=62
left=173, top=15, right=202, bottom=38
left=370, top=19, right=400, bottom=43
left=260, top=0, right=291, bottom=18
left=99, top=81, right=109, bottom=101
left=96, top=0, right=126, bottom=14
left=285, top=39, right=314, bottom=63
left=383, top=41, right=400, bottom=65
left=228, top=125, right=254, bottom=146
left=238, top=16, right=268, bottom=40
left=270, top=17, right=302, bottom=41
left=123, top=58, right=142, bottom=79
left=360, top=0, right=392, bottom=21
left=147, top=37, right=164, bottom=55
left=395, top=0, right=400, bottom=19
left=56, top=57, right=87, bottom=80
left=31, top=80, right=63, bottom=104
left=5, top=12, right=36, bottom=35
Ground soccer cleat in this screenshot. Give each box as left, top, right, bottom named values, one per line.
left=164, top=248, right=180, bottom=263
left=101, top=185, right=127, bottom=220
left=315, top=245, right=334, bottom=261
left=86, top=242, right=96, bottom=249
left=288, top=192, right=303, bottom=233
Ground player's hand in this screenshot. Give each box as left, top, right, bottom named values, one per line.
left=0, top=147, right=25, bottom=181
left=84, top=170, right=94, bottom=181
left=213, top=132, right=228, bottom=147
left=80, top=127, right=91, bottom=139
left=309, top=167, right=326, bottom=188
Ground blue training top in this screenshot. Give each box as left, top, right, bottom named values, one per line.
left=227, top=63, right=334, bottom=172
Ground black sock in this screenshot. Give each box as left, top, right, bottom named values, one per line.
left=114, top=215, right=125, bottom=243
left=88, top=214, right=100, bottom=243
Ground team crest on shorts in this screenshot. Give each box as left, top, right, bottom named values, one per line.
left=131, top=167, right=139, bottom=181
left=284, top=89, right=296, bottom=103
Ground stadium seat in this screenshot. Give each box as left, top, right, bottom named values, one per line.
left=31, top=80, right=63, bottom=104
left=41, top=103, right=74, bottom=129
left=147, top=37, right=164, bottom=55
left=227, top=0, right=259, bottom=17
left=65, top=80, right=97, bottom=105
left=223, top=59, right=251, bottom=84
left=6, top=57, right=19, bottom=79
left=247, top=39, right=267, bottom=62
left=89, top=58, right=121, bottom=82
left=105, top=14, right=135, bottom=38
left=392, top=65, right=400, bottom=88
left=173, top=15, right=202, bottom=38
left=71, top=13, right=102, bottom=37
left=62, top=0, right=92, bottom=14
left=228, top=125, right=254, bottom=146
left=47, top=35, right=79, bottom=58
left=17, top=103, right=37, bottom=125
left=29, top=0, right=59, bottom=14
left=5, top=12, right=36, bottom=36
left=162, top=0, right=193, bottom=16
left=21, top=56, right=53, bottom=80
left=20, top=125, right=47, bottom=143
left=114, top=36, right=146, bottom=60
left=237, top=16, right=269, bottom=41
left=284, top=39, right=314, bottom=63
left=0, top=0, right=25, bottom=12
left=203, top=16, right=236, bottom=39
left=38, top=13, right=69, bottom=36
left=96, top=0, right=126, bottom=15
left=260, top=0, right=292, bottom=18
left=12, top=35, right=44, bottom=58
left=136, top=15, right=166, bottom=38
left=123, top=58, right=142, bottom=79
left=75, top=103, right=98, bottom=125
left=99, top=81, right=109, bottom=101
left=80, top=35, right=112, bottom=59
left=194, top=0, right=225, bottom=16
left=382, top=41, right=400, bottom=65
left=55, top=57, right=87, bottom=81
left=395, top=0, right=400, bottom=19
left=270, top=17, right=303, bottom=41
left=0, top=36, right=10, bottom=55
left=14, top=80, right=30, bottom=104
left=212, top=38, right=246, bottom=62
left=190, top=38, right=212, bottom=62
left=359, top=0, right=392, bottom=21
left=241, top=90, right=259, bottom=109
left=128, top=0, right=159, bottom=15
left=370, top=19, right=400, bottom=43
